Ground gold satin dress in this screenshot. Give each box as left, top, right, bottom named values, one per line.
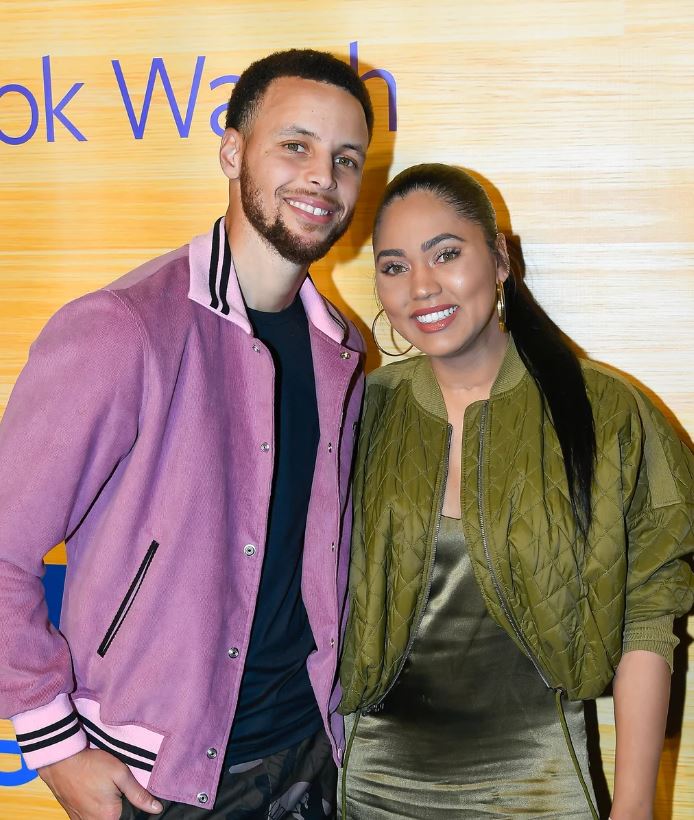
left=341, top=516, right=595, bottom=819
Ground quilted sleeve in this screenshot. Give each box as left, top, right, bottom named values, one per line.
left=622, top=389, right=694, bottom=668
left=338, top=383, right=388, bottom=715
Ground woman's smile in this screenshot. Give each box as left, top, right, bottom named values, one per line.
left=411, top=304, right=460, bottom=331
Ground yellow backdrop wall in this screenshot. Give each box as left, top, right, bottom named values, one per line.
left=1, top=1, right=692, bottom=817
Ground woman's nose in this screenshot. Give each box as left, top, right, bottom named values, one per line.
left=410, top=264, right=440, bottom=300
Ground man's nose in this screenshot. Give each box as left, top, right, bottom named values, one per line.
left=306, top=153, right=337, bottom=190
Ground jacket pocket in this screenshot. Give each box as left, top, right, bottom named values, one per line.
left=97, top=540, right=159, bottom=657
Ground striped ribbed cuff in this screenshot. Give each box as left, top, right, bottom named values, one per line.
left=12, top=693, right=88, bottom=769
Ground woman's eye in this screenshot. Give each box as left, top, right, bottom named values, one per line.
left=380, top=262, right=407, bottom=275
left=436, top=248, right=460, bottom=263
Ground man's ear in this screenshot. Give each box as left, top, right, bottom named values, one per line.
left=220, top=128, right=244, bottom=180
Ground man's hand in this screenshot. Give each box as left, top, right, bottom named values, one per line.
left=38, top=748, right=163, bottom=820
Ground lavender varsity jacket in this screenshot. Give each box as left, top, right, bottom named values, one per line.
left=0, top=218, right=364, bottom=809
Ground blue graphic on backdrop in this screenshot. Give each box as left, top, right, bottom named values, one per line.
left=0, top=564, right=65, bottom=788
left=43, top=564, right=66, bottom=630
left=0, top=41, right=397, bottom=144
left=0, top=740, right=36, bottom=787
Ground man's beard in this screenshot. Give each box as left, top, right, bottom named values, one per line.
left=240, top=162, right=352, bottom=265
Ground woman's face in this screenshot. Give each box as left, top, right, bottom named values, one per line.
left=374, top=190, right=508, bottom=361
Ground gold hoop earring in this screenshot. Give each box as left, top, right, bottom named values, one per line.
left=496, top=281, right=507, bottom=333
left=371, top=308, right=414, bottom=357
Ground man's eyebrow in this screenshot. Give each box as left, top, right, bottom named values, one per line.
left=421, top=233, right=465, bottom=252
left=376, top=248, right=406, bottom=261
left=278, top=126, right=319, bottom=139
left=340, top=142, right=366, bottom=158
left=277, top=127, right=366, bottom=157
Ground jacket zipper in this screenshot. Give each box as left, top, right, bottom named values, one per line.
left=477, top=402, right=552, bottom=688
left=479, top=403, right=599, bottom=819
left=97, top=540, right=159, bottom=657
left=362, top=425, right=452, bottom=715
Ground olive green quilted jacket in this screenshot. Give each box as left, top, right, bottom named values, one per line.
left=339, top=340, right=694, bottom=713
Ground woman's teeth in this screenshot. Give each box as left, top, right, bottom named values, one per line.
left=415, top=306, right=458, bottom=324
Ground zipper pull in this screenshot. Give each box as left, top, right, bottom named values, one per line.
left=362, top=701, right=385, bottom=716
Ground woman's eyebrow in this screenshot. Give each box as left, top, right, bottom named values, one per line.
left=375, top=248, right=406, bottom=261
left=376, top=233, right=466, bottom=261
left=421, top=233, right=465, bottom=252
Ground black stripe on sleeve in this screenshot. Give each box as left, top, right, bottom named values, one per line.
left=18, top=721, right=82, bottom=754
left=15, top=711, right=78, bottom=743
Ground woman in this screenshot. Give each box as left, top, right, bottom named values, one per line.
left=338, top=164, right=693, bottom=819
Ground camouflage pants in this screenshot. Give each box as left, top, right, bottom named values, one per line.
left=120, top=728, right=336, bottom=819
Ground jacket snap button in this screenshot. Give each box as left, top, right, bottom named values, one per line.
left=330, top=638, right=335, bottom=648
left=252, top=343, right=260, bottom=353
left=228, top=647, right=240, bottom=658
left=327, top=442, right=333, bottom=453
left=340, top=351, right=351, bottom=360
left=260, top=442, right=270, bottom=452
left=243, top=544, right=256, bottom=557
left=206, top=747, right=217, bottom=759
left=330, top=542, right=335, bottom=552
left=197, top=793, right=209, bottom=804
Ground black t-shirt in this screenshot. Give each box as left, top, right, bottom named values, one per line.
left=224, top=295, right=322, bottom=766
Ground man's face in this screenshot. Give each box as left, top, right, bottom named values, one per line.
left=236, top=76, right=369, bottom=265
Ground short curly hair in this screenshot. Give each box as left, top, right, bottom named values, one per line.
left=225, top=48, right=373, bottom=140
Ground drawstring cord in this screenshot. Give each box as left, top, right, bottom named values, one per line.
left=555, top=689, right=599, bottom=820
left=340, top=710, right=361, bottom=819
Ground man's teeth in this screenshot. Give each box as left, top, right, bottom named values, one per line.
left=288, top=200, right=330, bottom=216
left=415, top=306, right=458, bottom=324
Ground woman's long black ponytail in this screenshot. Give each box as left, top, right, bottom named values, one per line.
left=503, top=261, right=596, bottom=537
left=375, top=164, right=596, bottom=537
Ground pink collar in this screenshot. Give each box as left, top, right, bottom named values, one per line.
left=188, top=217, right=346, bottom=343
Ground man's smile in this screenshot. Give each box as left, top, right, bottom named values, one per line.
left=285, top=194, right=339, bottom=225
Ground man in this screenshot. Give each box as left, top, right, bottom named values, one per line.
left=0, top=49, right=372, bottom=819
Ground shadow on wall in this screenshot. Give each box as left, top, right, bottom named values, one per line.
left=310, top=51, right=397, bottom=374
